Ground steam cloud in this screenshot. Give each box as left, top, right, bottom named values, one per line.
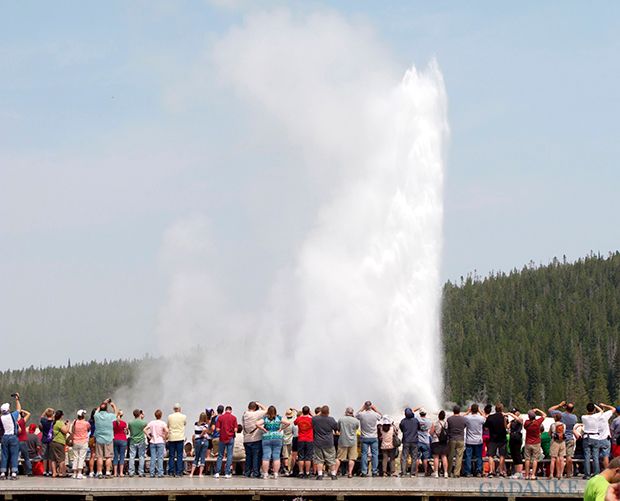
left=116, top=9, right=448, bottom=420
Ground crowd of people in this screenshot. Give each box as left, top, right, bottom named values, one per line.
left=1, top=394, right=620, bottom=490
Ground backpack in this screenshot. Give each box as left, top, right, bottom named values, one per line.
left=510, top=420, right=523, bottom=441
left=392, top=427, right=402, bottom=448
left=551, top=422, right=565, bottom=441
left=437, top=422, right=448, bottom=444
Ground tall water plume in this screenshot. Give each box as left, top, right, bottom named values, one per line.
left=116, top=11, right=448, bottom=417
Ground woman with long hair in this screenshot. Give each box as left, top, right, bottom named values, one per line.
left=112, top=410, right=128, bottom=477
left=50, top=410, right=69, bottom=477
left=190, top=412, right=210, bottom=477
left=430, top=410, right=449, bottom=478
left=258, top=406, right=290, bottom=479
left=87, top=408, right=97, bottom=477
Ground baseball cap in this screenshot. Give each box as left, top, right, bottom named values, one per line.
left=77, top=409, right=86, bottom=417
left=419, top=408, right=427, bottom=415
left=0, top=403, right=9, bottom=413
left=615, top=406, right=620, bottom=414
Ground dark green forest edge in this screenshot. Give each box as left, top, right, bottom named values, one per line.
left=2, top=252, right=619, bottom=416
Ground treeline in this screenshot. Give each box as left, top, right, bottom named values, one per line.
left=442, top=251, right=620, bottom=412
left=2, top=252, right=619, bottom=415
left=0, top=358, right=149, bottom=417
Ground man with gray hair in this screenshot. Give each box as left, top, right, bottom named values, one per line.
left=167, top=403, right=186, bottom=478
left=336, top=407, right=360, bottom=478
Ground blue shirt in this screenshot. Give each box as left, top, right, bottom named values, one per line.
left=262, top=416, right=283, bottom=440
left=94, top=411, right=116, bottom=444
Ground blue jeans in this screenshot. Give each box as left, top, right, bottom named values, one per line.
left=149, top=443, right=165, bottom=477
left=0, top=435, right=20, bottom=474
left=418, top=442, right=431, bottom=460
left=19, top=441, right=32, bottom=474
left=194, top=438, right=208, bottom=467
left=583, top=437, right=601, bottom=477
left=168, top=440, right=184, bottom=476
left=464, top=443, right=483, bottom=475
left=128, top=441, right=146, bottom=475
left=244, top=440, right=262, bottom=478
left=113, top=439, right=127, bottom=466
left=216, top=440, right=234, bottom=476
left=360, top=437, right=379, bottom=475
left=261, top=438, right=283, bottom=461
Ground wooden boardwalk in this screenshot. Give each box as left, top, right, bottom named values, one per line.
left=0, top=475, right=585, bottom=499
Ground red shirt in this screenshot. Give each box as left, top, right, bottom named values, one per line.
left=17, top=418, right=28, bottom=442
left=216, top=412, right=238, bottom=444
left=524, top=417, right=544, bottom=445
left=294, top=415, right=313, bottom=442
left=113, top=419, right=128, bottom=441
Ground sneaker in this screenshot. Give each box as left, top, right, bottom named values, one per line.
left=224, top=474, right=232, bottom=479
left=444, top=472, right=449, bottom=478
left=72, top=474, right=77, bottom=479
left=214, top=473, right=220, bottom=479
left=330, top=474, right=338, bottom=480
left=97, top=473, right=103, bottom=479
left=10, top=473, right=17, bottom=480
left=433, top=472, right=439, bottom=478
left=89, top=472, right=94, bottom=478
left=316, top=475, right=323, bottom=481
left=76, top=474, right=83, bottom=479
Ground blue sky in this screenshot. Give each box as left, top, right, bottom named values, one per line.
left=1, top=1, right=619, bottom=368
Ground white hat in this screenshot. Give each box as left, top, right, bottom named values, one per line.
left=0, top=403, right=10, bottom=413
left=419, top=408, right=427, bottom=415
left=173, top=403, right=181, bottom=409
left=77, top=409, right=86, bottom=417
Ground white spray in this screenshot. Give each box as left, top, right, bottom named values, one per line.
left=116, top=11, right=448, bottom=419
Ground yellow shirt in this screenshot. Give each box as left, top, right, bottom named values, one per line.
left=167, top=412, right=186, bottom=442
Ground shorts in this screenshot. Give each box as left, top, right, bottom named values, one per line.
left=523, top=443, right=541, bottom=462
left=292, top=437, right=298, bottom=452
left=550, top=441, right=566, bottom=458
left=314, top=446, right=336, bottom=467
left=487, top=441, right=507, bottom=457
left=207, top=439, right=213, bottom=450
left=418, top=442, right=431, bottom=460
left=95, top=442, right=113, bottom=459
left=297, top=441, right=314, bottom=461
left=41, top=442, right=52, bottom=460
left=600, top=439, right=611, bottom=458
left=281, top=443, right=292, bottom=459
left=262, top=439, right=283, bottom=461
left=50, top=442, right=66, bottom=463
left=212, top=438, right=220, bottom=456
left=565, top=439, right=575, bottom=458
left=337, top=445, right=358, bottom=461
left=431, top=442, right=448, bottom=456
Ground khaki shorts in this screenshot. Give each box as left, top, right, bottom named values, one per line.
left=523, top=443, right=541, bottom=462
left=313, top=446, right=336, bottom=467
left=550, top=441, right=566, bottom=458
left=96, top=442, right=113, bottom=459
left=337, top=446, right=358, bottom=461
left=281, top=443, right=292, bottom=459
left=50, top=442, right=66, bottom=463
left=565, top=439, right=575, bottom=458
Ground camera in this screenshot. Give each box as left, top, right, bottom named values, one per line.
left=10, top=393, right=18, bottom=398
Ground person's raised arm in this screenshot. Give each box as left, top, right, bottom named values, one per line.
left=534, top=408, right=547, bottom=418
left=599, top=403, right=616, bottom=412
left=371, top=404, right=381, bottom=415
left=256, top=402, right=267, bottom=411
left=110, top=401, right=118, bottom=414
left=506, top=413, right=523, bottom=423
left=548, top=401, right=565, bottom=414
left=22, top=410, right=31, bottom=422
left=14, top=393, right=22, bottom=413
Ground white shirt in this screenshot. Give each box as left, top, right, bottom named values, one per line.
left=0, top=413, right=16, bottom=435
left=581, top=413, right=601, bottom=439
left=598, top=410, right=614, bottom=439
